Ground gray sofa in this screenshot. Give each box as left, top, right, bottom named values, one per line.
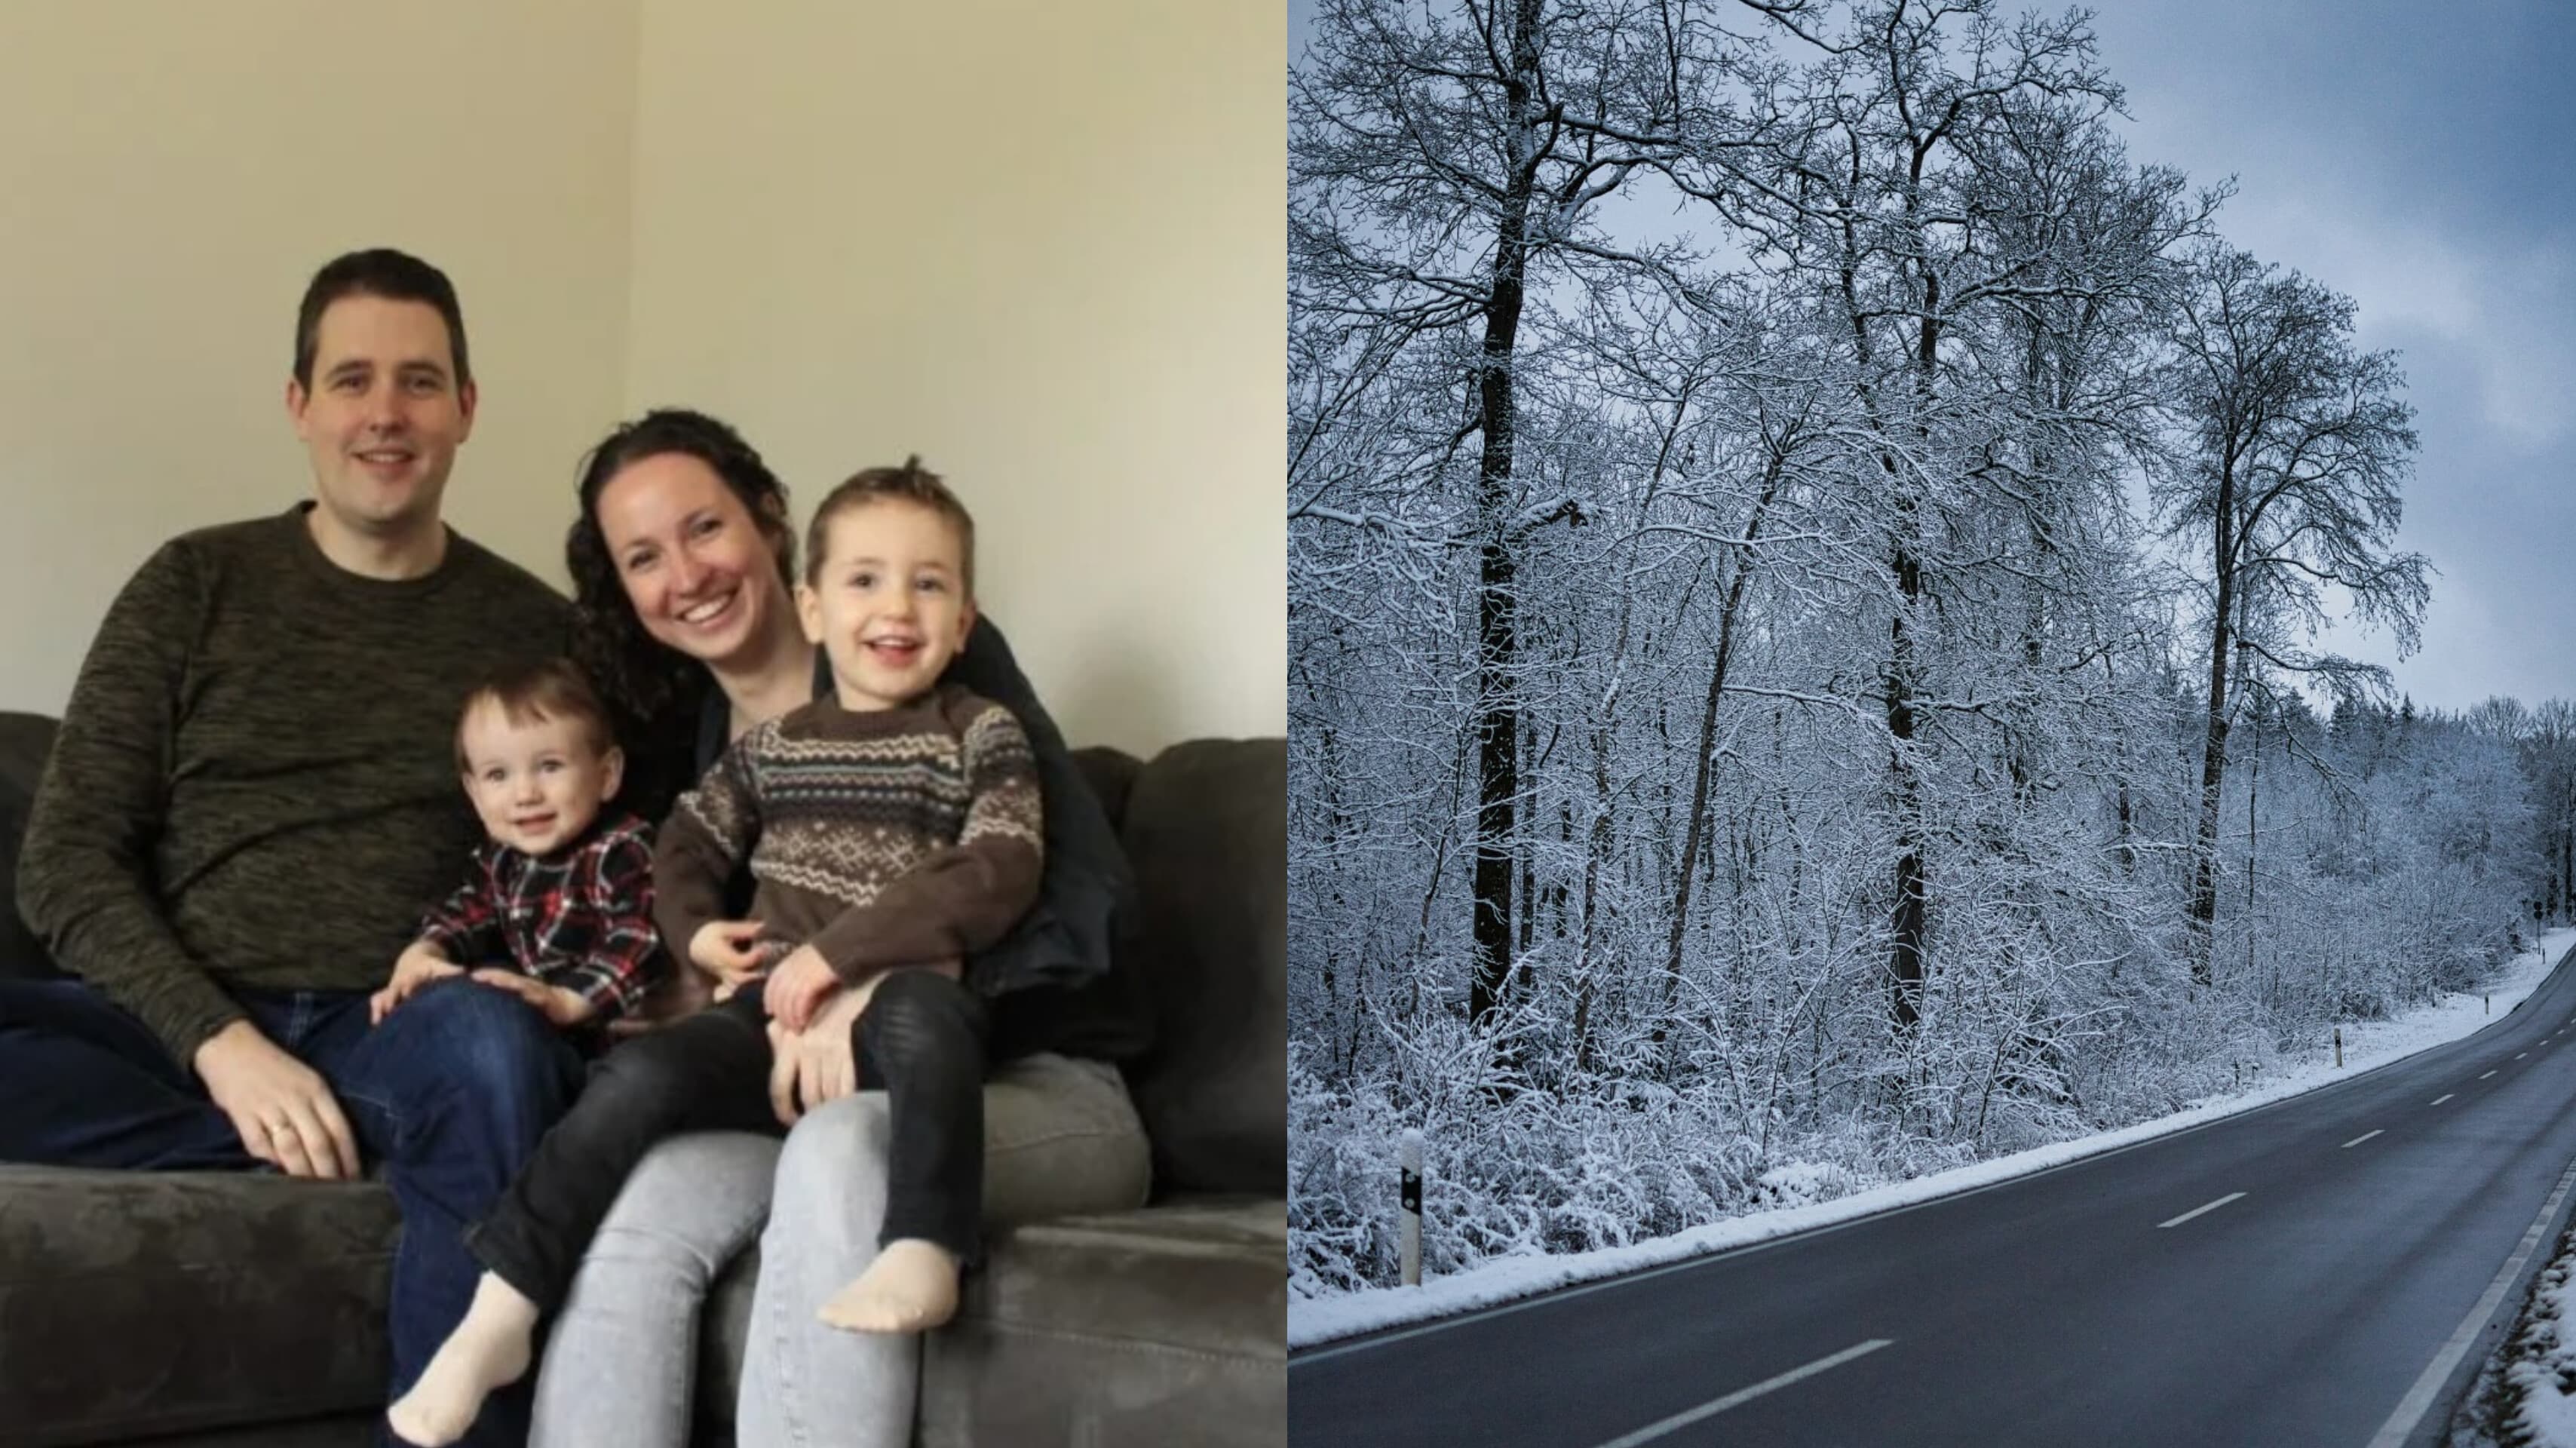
left=0, top=712, right=1284, bottom=1447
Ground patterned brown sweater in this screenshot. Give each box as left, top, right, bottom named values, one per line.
left=654, top=683, right=1044, bottom=987
left=17, top=505, right=568, bottom=1063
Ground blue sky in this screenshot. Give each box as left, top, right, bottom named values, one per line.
left=1290, top=0, right=2576, bottom=711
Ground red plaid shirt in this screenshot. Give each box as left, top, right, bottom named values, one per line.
left=416, top=813, right=666, bottom=1021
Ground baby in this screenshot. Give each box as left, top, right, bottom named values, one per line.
left=371, top=656, right=666, bottom=1033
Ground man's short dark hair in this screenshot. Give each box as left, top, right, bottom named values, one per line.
left=293, top=249, right=471, bottom=389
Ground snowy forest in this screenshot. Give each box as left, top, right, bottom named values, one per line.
left=1286, top=0, right=2576, bottom=1300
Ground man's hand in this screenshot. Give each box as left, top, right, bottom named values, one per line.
left=762, top=943, right=839, bottom=1032
left=768, top=983, right=871, bottom=1126
left=690, top=919, right=771, bottom=996
left=468, top=968, right=598, bottom=1028
left=195, top=1020, right=362, bottom=1180
left=369, top=941, right=463, bottom=1026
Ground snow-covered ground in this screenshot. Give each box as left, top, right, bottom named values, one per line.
left=1291, top=929, right=2576, bottom=1352
left=2477, top=994, right=2576, bottom=1448
left=2491, top=1241, right=2576, bottom=1446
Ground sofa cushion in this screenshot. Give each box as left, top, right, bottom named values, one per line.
left=918, top=1195, right=1285, bottom=1448
left=0, top=713, right=62, bottom=981
left=1120, top=739, right=1285, bottom=1196
left=0, top=1166, right=397, bottom=1446
left=1070, top=746, right=1142, bottom=834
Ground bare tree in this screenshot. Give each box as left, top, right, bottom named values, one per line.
left=2160, top=244, right=2429, bottom=983
left=1674, top=0, right=2133, bottom=1028
left=1292, top=0, right=1739, bottom=1039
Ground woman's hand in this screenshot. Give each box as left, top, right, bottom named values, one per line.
left=762, top=943, right=839, bottom=1032
left=768, top=984, right=869, bottom=1126
left=468, top=968, right=597, bottom=1028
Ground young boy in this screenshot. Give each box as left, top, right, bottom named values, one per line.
left=371, top=658, right=667, bottom=1034
left=390, top=461, right=1044, bottom=1447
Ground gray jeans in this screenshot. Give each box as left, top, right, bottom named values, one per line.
left=526, top=1052, right=1149, bottom=1448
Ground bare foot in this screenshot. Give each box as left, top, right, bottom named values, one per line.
left=387, top=1273, right=538, bottom=1446
left=817, top=1238, right=961, bottom=1334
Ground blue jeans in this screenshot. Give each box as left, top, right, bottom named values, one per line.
left=0, top=975, right=584, bottom=1446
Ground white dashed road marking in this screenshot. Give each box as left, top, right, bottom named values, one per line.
left=2342, top=1130, right=2383, bottom=1149
left=2157, top=1193, right=2246, bottom=1229
left=1591, top=1339, right=1896, bottom=1447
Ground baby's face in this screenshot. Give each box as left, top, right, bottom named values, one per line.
left=457, top=702, right=621, bottom=857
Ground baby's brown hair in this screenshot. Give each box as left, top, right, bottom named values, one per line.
left=801, top=456, right=977, bottom=596
left=454, top=658, right=618, bottom=772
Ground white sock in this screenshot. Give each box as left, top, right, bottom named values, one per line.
left=817, top=1238, right=961, bottom=1334
left=387, top=1272, right=540, bottom=1446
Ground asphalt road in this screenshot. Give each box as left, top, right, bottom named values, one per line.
left=1290, top=949, right=2576, bottom=1447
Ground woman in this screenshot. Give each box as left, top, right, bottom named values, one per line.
left=526, top=410, right=1152, bottom=1447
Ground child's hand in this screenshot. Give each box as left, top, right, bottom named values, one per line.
left=690, top=919, right=771, bottom=993
left=762, top=944, right=839, bottom=1032
left=370, top=943, right=463, bottom=1025
left=468, top=968, right=598, bottom=1028
left=766, top=986, right=866, bottom=1125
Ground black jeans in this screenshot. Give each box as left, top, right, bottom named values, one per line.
left=466, top=970, right=992, bottom=1312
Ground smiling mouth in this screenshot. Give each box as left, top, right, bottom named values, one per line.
left=678, top=590, right=739, bottom=627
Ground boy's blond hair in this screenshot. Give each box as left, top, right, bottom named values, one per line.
left=801, top=456, right=977, bottom=595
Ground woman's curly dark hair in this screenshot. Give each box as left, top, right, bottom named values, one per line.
left=564, top=408, right=796, bottom=812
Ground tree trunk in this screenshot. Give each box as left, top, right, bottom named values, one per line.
left=1884, top=286, right=1943, bottom=1033
left=1659, top=453, right=1784, bottom=1045
left=2188, top=465, right=2240, bottom=986
left=1465, top=0, right=1543, bottom=1034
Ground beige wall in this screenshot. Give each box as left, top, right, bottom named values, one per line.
left=625, top=0, right=1285, bottom=755
left=2, top=0, right=1284, bottom=755
left=0, top=0, right=639, bottom=716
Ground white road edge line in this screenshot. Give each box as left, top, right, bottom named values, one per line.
left=2433, top=1094, right=2456, bottom=1105
left=1590, top=1339, right=1895, bottom=1448
left=2343, top=1130, right=2384, bottom=1149
left=2157, top=1192, right=2246, bottom=1229
left=2367, top=1155, right=2576, bottom=1448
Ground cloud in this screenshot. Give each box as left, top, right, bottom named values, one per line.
left=2226, top=198, right=2576, bottom=450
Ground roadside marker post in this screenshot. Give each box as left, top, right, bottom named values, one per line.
left=1400, top=1127, right=1423, bottom=1287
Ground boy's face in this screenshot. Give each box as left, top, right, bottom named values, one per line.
left=457, top=701, right=622, bottom=857
left=796, top=500, right=977, bottom=711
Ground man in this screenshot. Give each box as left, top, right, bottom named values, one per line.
left=0, top=248, right=573, bottom=1446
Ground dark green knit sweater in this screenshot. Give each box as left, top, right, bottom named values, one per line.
left=17, top=504, right=568, bottom=1064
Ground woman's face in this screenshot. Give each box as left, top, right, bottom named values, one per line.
left=593, top=451, right=790, bottom=669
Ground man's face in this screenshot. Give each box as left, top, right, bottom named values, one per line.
left=287, top=295, right=475, bottom=542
